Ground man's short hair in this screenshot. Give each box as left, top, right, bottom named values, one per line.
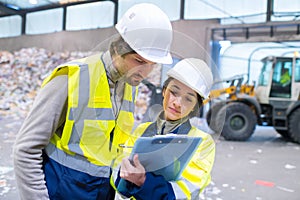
left=109, top=35, right=135, bottom=57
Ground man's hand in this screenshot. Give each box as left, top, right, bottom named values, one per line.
left=120, top=154, right=146, bottom=187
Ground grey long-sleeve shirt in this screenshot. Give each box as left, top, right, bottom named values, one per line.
left=13, top=51, right=125, bottom=200
left=14, top=75, right=68, bottom=200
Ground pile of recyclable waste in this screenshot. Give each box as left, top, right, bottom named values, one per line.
left=0, top=47, right=160, bottom=122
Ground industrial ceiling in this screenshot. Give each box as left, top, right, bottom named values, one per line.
left=0, top=0, right=110, bottom=17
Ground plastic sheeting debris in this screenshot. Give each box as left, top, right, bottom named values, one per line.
left=276, top=186, right=294, bottom=193
left=284, top=164, right=296, bottom=169
left=0, top=167, right=13, bottom=175
left=255, top=180, right=275, bottom=187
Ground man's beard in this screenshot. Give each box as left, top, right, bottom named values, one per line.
left=125, top=73, right=144, bottom=86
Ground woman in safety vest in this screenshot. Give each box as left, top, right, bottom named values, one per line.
left=113, top=58, right=215, bottom=200
left=13, top=3, right=173, bottom=200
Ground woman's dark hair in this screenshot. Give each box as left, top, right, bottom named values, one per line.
left=162, top=77, right=204, bottom=118
left=109, top=36, right=136, bottom=57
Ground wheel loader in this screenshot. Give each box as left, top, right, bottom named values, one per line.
left=206, top=55, right=300, bottom=143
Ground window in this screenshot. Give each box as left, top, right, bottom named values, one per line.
left=270, top=58, right=293, bottom=98
left=258, top=60, right=273, bottom=86
left=273, top=0, right=300, bottom=21
left=0, top=15, right=22, bottom=37
left=66, top=1, right=114, bottom=30
left=295, top=58, right=300, bottom=82
left=272, top=59, right=292, bottom=84
left=118, top=0, right=180, bottom=21
left=26, top=8, right=63, bottom=34
left=185, top=0, right=267, bottom=24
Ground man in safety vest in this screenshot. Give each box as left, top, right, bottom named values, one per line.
left=280, top=68, right=291, bottom=86
left=13, top=3, right=173, bottom=200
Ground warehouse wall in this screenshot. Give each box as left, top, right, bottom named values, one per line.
left=171, top=19, right=218, bottom=61
left=0, top=19, right=219, bottom=61
left=0, top=28, right=116, bottom=52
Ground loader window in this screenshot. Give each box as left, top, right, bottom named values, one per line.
left=270, top=58, right=292, bottom=98
left=258, top=61, right=272, bottom=86
left=295, top=58, right=300, bottom=82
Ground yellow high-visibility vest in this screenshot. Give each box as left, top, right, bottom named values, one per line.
left=43, top=53, right=137, bottom=177
left=112, top=121, right=215, bottom=199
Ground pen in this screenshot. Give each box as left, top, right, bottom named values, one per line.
left=119, top=144, right=134, bottom=148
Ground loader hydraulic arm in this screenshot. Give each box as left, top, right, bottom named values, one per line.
left=204, top=86, right=237, bottom=104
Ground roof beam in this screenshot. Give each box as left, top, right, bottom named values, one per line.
left=21, top=0, right=107, bottom=13
left=0, top=2, right=19, bottom=16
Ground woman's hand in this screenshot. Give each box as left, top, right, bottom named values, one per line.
left=120, top=154, right=146, bottom=187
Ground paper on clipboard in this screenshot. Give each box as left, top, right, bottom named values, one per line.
left=129, top=134, right=202, bottom=181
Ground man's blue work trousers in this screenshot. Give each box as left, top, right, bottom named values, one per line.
left=43, top=154, right=115, bottom=200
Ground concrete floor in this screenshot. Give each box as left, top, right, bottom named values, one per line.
left=0, top=116, right=299, bottom=200
left=204, top=126, right=299, bottom=200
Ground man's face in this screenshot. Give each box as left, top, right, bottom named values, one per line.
left=116, top=53, right=156, bottom=86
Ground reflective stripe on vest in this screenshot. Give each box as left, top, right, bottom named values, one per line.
left=43, top=54, right=136, bottom=177
left=170, top=178, right=200, bottom=199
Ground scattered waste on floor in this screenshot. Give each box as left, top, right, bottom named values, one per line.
left=276, top=186, right=294, bottom=193
left=255, top=180, right=275, bottom=187
left=284, top=164, right=296, bottom=169
left=0, top=167, right=13, bottom=175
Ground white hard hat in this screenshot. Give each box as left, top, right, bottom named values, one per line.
left=116, top=3, right=173, bottom=64
left=167, top=58, right=213, bottom=99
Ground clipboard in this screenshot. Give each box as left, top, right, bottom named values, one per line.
left=129, top=134, right=202, bottom=181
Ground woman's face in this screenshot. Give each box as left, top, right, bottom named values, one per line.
left=163, top=79, right=198, bottom=121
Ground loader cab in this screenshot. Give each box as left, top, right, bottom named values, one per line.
left=269, top=57, right=292, bottom=98
left=257, top=56, right=300, bottom=102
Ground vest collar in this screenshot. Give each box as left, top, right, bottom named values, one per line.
left=142, top=116, right=192, bottom=137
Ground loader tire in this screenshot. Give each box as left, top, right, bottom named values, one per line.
left=206, top=102, right=226, bottom=133
left=288, top=108, right=300, bottom=144
left=219, top=102, right=257, bottom=141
